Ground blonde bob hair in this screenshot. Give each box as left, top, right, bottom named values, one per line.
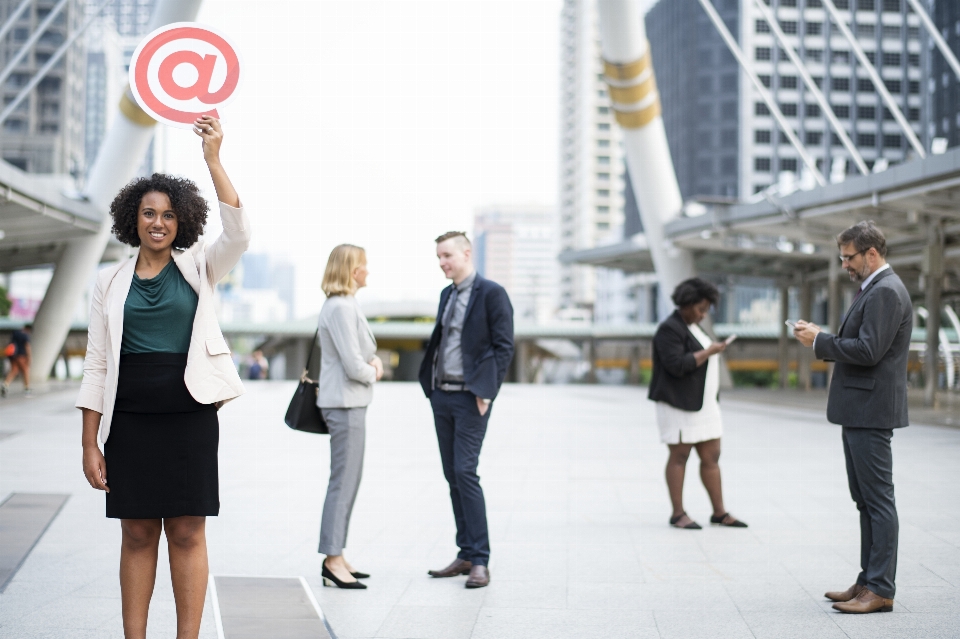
left=322, top=244, right=366, bottom=297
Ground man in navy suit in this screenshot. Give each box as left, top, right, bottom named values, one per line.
left=419, top=231, right=514, bottom=588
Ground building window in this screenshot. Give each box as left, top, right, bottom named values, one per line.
left=597, top=89, right=607, bottom=98
left=598, top=123, right=610, bottom=131
left=780, top=20, right=798, bottom=34
left=806, top=103, right=821, bottom=117
left=698, top=159, right=714, bottom=175
left=807, top=22, right=823, bottom=36
left=721, top=102, right=737, bottom=118
left=755, top=102, right=771, bottom=116
left=856, top=23, right=875, bottom=38
left=882, top=52, right=901, bottom=67
left=908, top=80, right=920, bottom=95
left=865, top=51, right=876, bottom=65
left=721, top=73, right=737, bottom=91
left=881, top=25, right=900, bottom=39
left=781, top=158, right=798, bottom=172
left=755, top=157, right=772, bottom=172
left=908, top=53, right=920, bottom=67
left=908, top=107, right=920, bottom=120
left=598, top=106, right=609, bottom=115
left=721, top=157, right=737, bottom=175
left=807, top=50, right=823, bottom=63
left=756, top=47, right=772, bottom=61
left=597, top=206, right=610, bottom=213
left=832, top=77, right=850, bottom=91
left=780, top=0, right=797, bottom=6
left=805, top=130, right=823, bottom=145
left=596, top=189, right=610, bottom=197
left=860, top=0, right=875, bottom=8
left=597, top=172, right=610, bottom=180
left=831, top=133, right=844, bottom=146
left=756, top=19, right=770, bottom=33
left=780, top=103, right=798, bottom=116
left=721, top=129, right=737, bottom=145
left=812, top=75, right=824, bottom=88
left=832, top=51, right=851, bottom=65
left=857, top=105, right=876, bottom=119
left=883, top=107, right=895, bottom=121
left=884, top=79, right=901, bottom=94
left=857, top=78, right=874, bottom=92
left=759, top=74, right=772, bottom=88
left=781, top=76, right=798, bottom=89
left=883, top=134, right=902, bottom=148
left=598, top=139, right=610, bottom=147
left=597, top=156, right=610, bottom=164
left=755, top=129, right=772, bottom=143
left=700, top=76, right=713, bottom=92
left=857, top=133, right=876, bottom=147
left=832, top=104, right=850, bottom=118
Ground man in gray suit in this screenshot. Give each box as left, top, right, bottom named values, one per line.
left=795, top=221, right=912, bottom=614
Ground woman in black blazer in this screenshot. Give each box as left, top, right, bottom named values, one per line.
left=649, top=278, right=747, bottom=530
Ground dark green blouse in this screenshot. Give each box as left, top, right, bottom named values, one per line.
left=121, top=260, right=199, bottom=355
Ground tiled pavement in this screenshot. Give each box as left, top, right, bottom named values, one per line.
left=1, top=382, right=959, bottom=638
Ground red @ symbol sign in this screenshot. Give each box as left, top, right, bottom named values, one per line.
left=129, top=22, right=242, bottom=129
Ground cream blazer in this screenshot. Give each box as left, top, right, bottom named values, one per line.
left=76, top=201, right=251, bottom=443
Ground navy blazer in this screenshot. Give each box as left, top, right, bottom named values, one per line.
left=419, top=273, right=515, bottom=400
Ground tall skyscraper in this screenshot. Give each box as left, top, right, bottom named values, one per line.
left=0, top=0, right=86, bottom=175
left=646, top=0, right=928, bottom=199
left=931, top=0, right=960, bottom=148
left=558, top=0, right=627, bottom=314
left=474, top=205, right=558, bottom=325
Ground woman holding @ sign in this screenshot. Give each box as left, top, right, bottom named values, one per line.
left=77, top=116, right=248, bottom=639
left=316, top=244, right=383, bottom=589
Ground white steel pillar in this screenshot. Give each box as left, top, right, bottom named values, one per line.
left=596, top=0, right=696, bottom=319
left=29, top=0, right=203, bottom=382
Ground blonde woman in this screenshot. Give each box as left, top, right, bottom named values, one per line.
left=317, top=244, right=383, bottom=589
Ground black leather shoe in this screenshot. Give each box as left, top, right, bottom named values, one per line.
left=350, top=571, right=370, bottom=579
left=322, top=561, right=366, bottom=589
left=669, top=512, right=702, bottom=529
left=428, top=558, right=472, bottom=578
left=465, top=565, right=490, bottom=588
left=710, top=512, right=748, bottom=528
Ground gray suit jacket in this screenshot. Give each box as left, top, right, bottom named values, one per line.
left=814, top=268, right=912, bottom=429
left=317, top=295, right=378, bottom=409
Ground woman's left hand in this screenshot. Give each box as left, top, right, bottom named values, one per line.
left=194, top=115, right=224, bottom=165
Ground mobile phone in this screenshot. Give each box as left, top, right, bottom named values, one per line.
left=785, top=320, right=797, bottom=330
left=724, top=334, right=738, bottom=345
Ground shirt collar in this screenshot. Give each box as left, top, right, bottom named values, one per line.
left=456, top=270, right=477, bottom=293
left=860, top=263, right=890, bottom=291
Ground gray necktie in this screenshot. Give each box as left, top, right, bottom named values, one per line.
left=442, top=286, right=459, bottom=326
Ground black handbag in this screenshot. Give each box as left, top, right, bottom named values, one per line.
left=284, top=330, right=328, bottom=434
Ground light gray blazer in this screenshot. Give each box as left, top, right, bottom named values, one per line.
left=317, top=295, right=377, bottom=408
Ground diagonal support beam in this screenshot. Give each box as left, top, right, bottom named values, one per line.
left=820, top=0, right=925, bottom=158
left=0, top=0, right=34, bottom=44
left=698, top=0, right=827, bottom=185
left=753, top=0, right=868, bottom=176
left=0, top=0, right=69, bottom=91
left=905, top=0, right=960, bottom=84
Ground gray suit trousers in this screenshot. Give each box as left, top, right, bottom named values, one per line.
left=318, top=407, right=366, bottom=556
left=842, top=427, right=898, bottom=598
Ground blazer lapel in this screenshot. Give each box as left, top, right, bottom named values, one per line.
left=108, top=256, right=137, bottom=363
left=461, top=274, right=483, bottom=323
left=838, top=268, right=893, bottom=334
left=173, top=248, right=201, bottom=294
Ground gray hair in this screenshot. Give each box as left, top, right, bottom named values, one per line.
left=837, top=220, right=887, bottom=258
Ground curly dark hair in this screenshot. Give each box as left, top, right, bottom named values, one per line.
left=671, top=277, right=720, bottom=309
left=109, top=173, right=209, bottom=248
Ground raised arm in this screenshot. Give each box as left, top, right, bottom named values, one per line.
left=194, top=115, right=238, bottom=207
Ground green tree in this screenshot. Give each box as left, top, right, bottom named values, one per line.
left=0, top=285, right=11, bottom=317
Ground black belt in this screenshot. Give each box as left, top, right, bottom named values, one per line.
left=438, top=380, right=465, bottom=391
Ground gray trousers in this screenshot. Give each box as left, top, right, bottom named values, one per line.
left=318, top=407, right=366, bottom=556
left=842, top=426, right=898, bottom=599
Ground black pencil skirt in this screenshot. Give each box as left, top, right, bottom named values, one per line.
left=104, top=352, right=220, bottom=519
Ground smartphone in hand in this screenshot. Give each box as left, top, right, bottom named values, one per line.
left=724, top=334, right=738, bottom=345
left=785, top=320, right=798, bottom=330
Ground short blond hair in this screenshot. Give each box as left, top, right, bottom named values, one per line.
left=322, top=244, right=366, bottom=297
left=435, top=231, right=471, bottom=249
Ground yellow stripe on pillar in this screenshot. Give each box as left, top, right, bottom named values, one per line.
left=603, top=53, right=650, bottom=82
left=607, top=73, right=656, bottom=104
left=118, top=91, right=156, bottom=128
left=613, top=100, right=662, bottom=129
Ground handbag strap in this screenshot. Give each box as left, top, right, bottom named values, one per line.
left=302, top=328, right=320, bottom=384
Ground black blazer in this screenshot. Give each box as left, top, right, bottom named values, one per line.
left=418, top=273, right=515, bottom=400
left=814, top=268, right=912, bottom=429
left=648, top=310, right=712, bottom=411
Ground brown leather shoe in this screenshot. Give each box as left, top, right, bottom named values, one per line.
left=428, top=558, right=472, bottom=578
left=825, top=583, right=864, bottom=602
left=832, top=588, right=893, bottom=613
left=465, top=565, right=489, bottom=589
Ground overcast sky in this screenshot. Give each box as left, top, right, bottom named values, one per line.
left=161, top=0, right=658, bottom=318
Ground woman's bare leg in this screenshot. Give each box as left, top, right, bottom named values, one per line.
left=164, top=516, right=208, bottom=639
left=666, top=443, right=694, bottom=524
left=695, top=438, right=726, bottom=516
left=119, top=519, right=163, bottom=639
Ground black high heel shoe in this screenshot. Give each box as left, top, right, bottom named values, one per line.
left=322, top=561, right=367, bottom=589
left=350, top=571, right=371, bottom=579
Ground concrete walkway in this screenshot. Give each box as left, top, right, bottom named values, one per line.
left=1, top=382, right=959, bottom=638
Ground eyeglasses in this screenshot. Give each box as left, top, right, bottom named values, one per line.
left=839, top=249, right=867, bottom=263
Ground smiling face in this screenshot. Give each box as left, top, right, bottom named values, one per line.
left=436, top=238, right=472, bottom=283
left=136, top=191, right=177, bottom=253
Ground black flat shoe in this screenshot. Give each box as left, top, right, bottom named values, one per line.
left=322, top=562, right=367, bottom=589
left=350, top=571, right=370, bottom=579
left=710, top=512, right=748, bottom=528
left=669, top=512, right=702, bottom=529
